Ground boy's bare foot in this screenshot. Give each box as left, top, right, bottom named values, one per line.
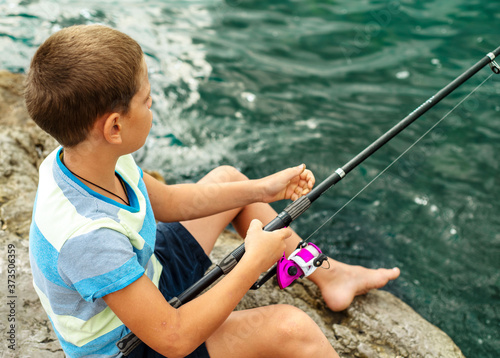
left=309, top=259, right=400, bottom=312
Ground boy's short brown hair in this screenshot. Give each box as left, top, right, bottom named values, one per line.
left=25, top=25, right=144, bottom=147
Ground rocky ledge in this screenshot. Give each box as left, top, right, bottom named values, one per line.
left=0, top=71, right=465, bottom=357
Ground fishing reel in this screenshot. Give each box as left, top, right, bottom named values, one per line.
left=276, top=241, right=328, bottom=289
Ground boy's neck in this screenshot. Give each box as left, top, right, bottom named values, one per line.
left=62, top=143, right=127, bottom=203
left=64, top=146, right=117, bottom=177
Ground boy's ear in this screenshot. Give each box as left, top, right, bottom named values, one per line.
left=102, top=112, right=123, bottom=144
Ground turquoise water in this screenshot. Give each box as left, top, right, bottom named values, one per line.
left=1, top=0, right=499, bottom=356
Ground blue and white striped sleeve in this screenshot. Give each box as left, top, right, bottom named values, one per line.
left=57, top=228, right=145, bottom=302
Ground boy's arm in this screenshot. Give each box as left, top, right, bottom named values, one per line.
left=144, top=164, right=314, bottom=222
left=104, top=220, right=291, bottom=358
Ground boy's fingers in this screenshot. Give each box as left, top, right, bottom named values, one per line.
left=286, top=164, right=305, bottom=179
left=248, top=219, right=263, bottom=234
left=275, top=227, right=293, bottom=240
left=302, top=169, right=315, bottom=188
left=248, top=219, right=291, bottom=240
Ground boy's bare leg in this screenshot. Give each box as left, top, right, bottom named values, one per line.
left=181, top=165, right=400, bottom=312
left=180, top=166, right=249, bottom=255
left=205, top=304, right=339, bottom=358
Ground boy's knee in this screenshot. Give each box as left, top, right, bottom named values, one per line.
left=271, top=304, right=327, bottom=354
left=209, top=165, right=248, bottom=183
left=271, top=305, right=311, bottom=340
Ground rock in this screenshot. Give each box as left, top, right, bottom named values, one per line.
left=0, top=71, right=465, bottom=357
left=0, top=71, right=62, bottom=357
left=0, top=70, right=32, bottom=127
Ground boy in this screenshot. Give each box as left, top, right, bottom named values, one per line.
left=26, top=25, right=399, bottom=358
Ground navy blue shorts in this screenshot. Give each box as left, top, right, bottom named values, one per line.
left=127, top=222, right=212, bottom=358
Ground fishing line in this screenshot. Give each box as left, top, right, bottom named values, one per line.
left=304, top=73, right=495, bottom=243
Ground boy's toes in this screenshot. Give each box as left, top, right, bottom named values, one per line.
left=377, top=267, right=400, bottom=284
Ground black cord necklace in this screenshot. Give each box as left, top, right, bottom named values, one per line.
left=61, top=154, right=130, bottom=206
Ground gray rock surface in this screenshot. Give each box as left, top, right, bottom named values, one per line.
left=1, top=70, right=64, bottom=357
left=0, top=71, right=465, bottom=357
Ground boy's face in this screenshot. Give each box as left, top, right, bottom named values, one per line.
left=121, top=57, right=153, bottom=152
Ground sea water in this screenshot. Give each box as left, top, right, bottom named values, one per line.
left=1, top=0, right=499, bottom=356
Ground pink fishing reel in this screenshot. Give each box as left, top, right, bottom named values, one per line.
left=276, top=241, right=328, bottom=289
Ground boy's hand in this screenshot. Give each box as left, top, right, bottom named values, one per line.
left=259, top=164, right=315, bottom=203
left=244, top=219, right=292, bottom=272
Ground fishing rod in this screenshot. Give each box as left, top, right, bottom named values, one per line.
left=117, top=46, right=499, bottom=356
left=169, top=45, right=500, bottom=298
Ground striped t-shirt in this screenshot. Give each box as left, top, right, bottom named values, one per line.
left=29, top=147, right=161, bottom=357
